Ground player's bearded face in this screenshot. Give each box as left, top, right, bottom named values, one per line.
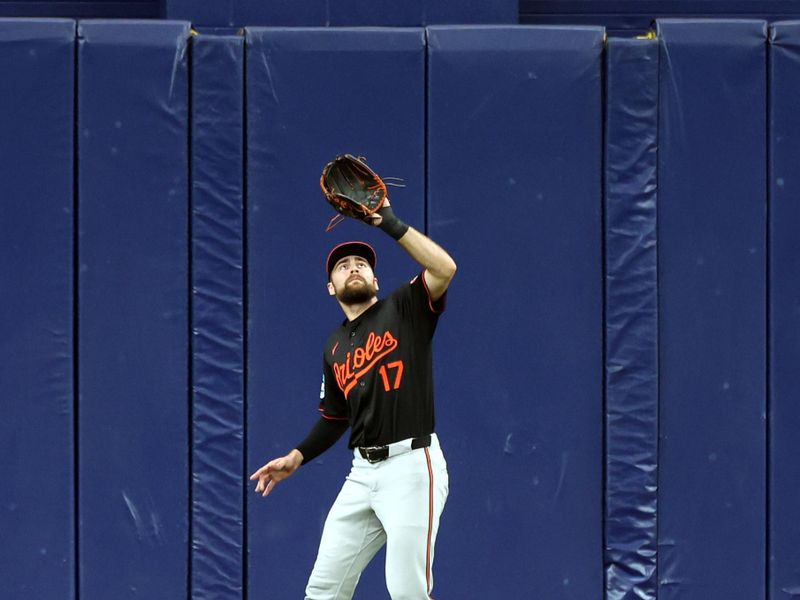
left=328, top=255, right=379, bottom=305
left=336, top=274, right=378, bottom=304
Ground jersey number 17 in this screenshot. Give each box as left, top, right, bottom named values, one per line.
left=378, top=361, right=404, bottom=392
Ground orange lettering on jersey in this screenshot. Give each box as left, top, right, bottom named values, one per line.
left=332, top=330, right=399, bottom=398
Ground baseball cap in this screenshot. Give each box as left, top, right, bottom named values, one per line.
left=326, top=241, right=377, bottom=277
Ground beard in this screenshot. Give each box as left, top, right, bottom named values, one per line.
left=336, top=277, right=378, bottom=305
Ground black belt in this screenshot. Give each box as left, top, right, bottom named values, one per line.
left=358, top=434, right=431, bottom=464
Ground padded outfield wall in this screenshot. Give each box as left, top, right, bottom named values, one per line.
left=1, top=19, right=798, bottom=600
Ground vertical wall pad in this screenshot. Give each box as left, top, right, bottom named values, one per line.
left=0, top=19, right=75, bottom=600
left=191, top=32, right=245, bottom=600
left=77, top=20, right=191, bottom=599
left=604, top=37, right=659, bottom=600
left=656, top=19, right=767, bottom=600
left=769, top=21, right=800, bottom=600
left=246, top=28, right=425, bottom=598
left=427, top=26, right=605, bottom=599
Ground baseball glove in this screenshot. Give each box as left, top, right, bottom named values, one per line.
left=320, top=154, right=388, bottom=232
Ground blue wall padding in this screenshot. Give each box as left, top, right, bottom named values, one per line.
left=191, top=33, right=245, bottom=600
left=656, top=19, right=767, bottom=600
left=77, top=20, right=191, bottom=599
left=604, top=37, right=659, bottom=600
left=166, top=0, right=516, bottom=26
left=0, top=18, right=75, bottom=600
left=245, top=27, right=425, bottom=598
left=427, top=25, right=604, bottom=599
left=768, top=20, right=800, bottom=600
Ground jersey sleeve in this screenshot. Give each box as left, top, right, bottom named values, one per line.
left=295, top=417, right=349, bottom=465
left=390, top=270, right=447, bottom=337
left=318, top=356, right=349, bottom=421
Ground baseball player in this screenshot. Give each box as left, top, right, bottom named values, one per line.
left=250, top=199, right=456, bottom=599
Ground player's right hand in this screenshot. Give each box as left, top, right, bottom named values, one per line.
left=249, top=449, right=303, bottom=498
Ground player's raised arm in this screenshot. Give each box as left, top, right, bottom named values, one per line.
left=369, top=199, right=457, bottom=302
left=319, top=155, right=456, bottom=301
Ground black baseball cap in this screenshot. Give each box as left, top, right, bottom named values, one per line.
left=326, top=241, right=377, bottom=277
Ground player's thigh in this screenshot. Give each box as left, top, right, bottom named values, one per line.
left=306, top=516, right=385, bottom=600
left=306, top=473, right=386, bottom=599
left=373, top=448, right=449, bottom=598
left=315, top=474, right=379, bottom=563
left=374, top=445, right=448, bottom=530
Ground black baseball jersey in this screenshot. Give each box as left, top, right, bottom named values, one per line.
left=318, top=271, right=446, bottom=448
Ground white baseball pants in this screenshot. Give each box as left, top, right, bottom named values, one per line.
left=305, top=434, right=449, bottom=600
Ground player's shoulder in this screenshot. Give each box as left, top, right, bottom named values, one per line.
left=392, top=272, right=423, bottom=293
left=390, top=270, right=447, bottom=316
left=388, top=272, right=424, bottom=300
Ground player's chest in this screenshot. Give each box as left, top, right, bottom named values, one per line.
left=329, top=317, right=405, bottom=397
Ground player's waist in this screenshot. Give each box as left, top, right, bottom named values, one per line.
left=356, top=433, right=436, bottom=464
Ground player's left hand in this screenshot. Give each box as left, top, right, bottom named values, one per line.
left=365, top=198, right=410, bottom=241
left=363, top=198, right=390, bottom=226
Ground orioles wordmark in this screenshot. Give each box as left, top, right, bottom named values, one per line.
left=333, top=330, right=399, bottom=398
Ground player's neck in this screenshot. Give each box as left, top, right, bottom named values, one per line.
left=339, top=296, right=379, bottom=322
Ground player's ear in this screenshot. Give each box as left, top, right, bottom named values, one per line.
left=373, top=277, right=379, bottom=291
left=327, top=281, right=336, bottom=296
